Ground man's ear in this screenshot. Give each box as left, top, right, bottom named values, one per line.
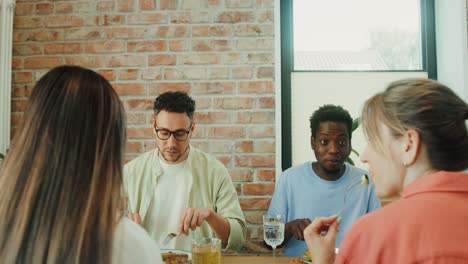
left=402, top=129, right=421, bottom=166
left=310, top=135, right=315, bottom=150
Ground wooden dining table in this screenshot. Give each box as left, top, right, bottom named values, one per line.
left=221, top=255, right=296, bottom=264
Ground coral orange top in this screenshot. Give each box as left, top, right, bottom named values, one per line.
left=336, top=171, right=468, bottom=264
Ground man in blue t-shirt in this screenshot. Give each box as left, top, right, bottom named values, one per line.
left=268, top=105, right=381, bottom=256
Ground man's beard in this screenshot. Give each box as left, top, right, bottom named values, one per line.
left=160, top=145, right=190, bottom=163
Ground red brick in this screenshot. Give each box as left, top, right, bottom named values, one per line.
left=208, top=68, right=229, bottom=79
left=208, top=0, right=221, bottom=7
left=86, top=41, right=125, bottom=53
left=14, top=17, right=43, bottom=28
left=257, top=66, right=274, bottom=78
left=36, top=3, right=54, bottom=15
left=214, top=155, right=232, bottom=167
left=235, top=140, right=253, bottom=152
left=127, top=13, right=168, bottom=24
left=257, top=169, right=276, bottom=181
left=240, top=198, right=271, bottom=210
left=13, top=44, right=42, bottom=56
left=235, top=154, right=275, bottom=167
left=128, top=41, right=166, bottom=52
left=44, top=43, right=83, bottom=54
left=56, top=2, right=74, bottom=13
left=259, top=97, right=275, bottom=109
left=258, top=10, right=273, bottom=23
left=169, top=40, right=188, bottom=51
left=149, top=82, right=191, bottom=94
left=105, top=28, right=146, bottom=38
left=254, top=140, right=275, bottom=152
left=239, top=81, right=272, bottom=93
left=213, top=97, right=255, bottom=110
left=247, top=53, right=274, bottom=63
left=192, top=25, right=233, bottom=37
left=118, top=0, right=135, bottom=11
left=194, top=98, right=211, bottom=109
left=98, top=69, right=116, bottom=81
left=148, top=55, right=176, bottom=66
left=160, top=0, right=178, bottom=9
left=97, top=1, right=115, bottom=11
left=44, top=16, right=84, bottom=28
left=256, top=0, right=274, bottom=7
left=216, top=11, right=255, bottom=23
left=229, top=168, right=254, bottom=182
left=243, top=183, right=275, bottom=195
left=237, top=112, right=274, bottom=123
left=226, top=0, right=252, bottom=8
left=119, top=69, right=139, bottom=80
left=143, top=141, right=158, bottom=152
left=24, top=57, right=63, bottom=69
left=11, top=99, right=28, bottom=112
left=13, top=72, right=33, bottom=83
left=12, top=84, right=33, bottom=97
left=95, top=15, right=126, bottom=26
left=15, top=3, right=34, bottom=15
left=151, top=26, right=188, bottom=38
left=244, top=212, right=264, bottom=224
left=191, top=82, right=234, bottom=94
left=142, top=69, right=162, bottom=80
left=223, top=53, right=246, bottom=64
left=180, top=54, right=220, bottom=65
left=232, top=66, right=253, bottom=79
left=127, top=127, right=154, bottom=139
left=64, top=56, right=104, bottom=68
left=127, top=113, right=147, bottom=125
left=113, top=83, right=146, bottom=95
left=140, top=0, right=156, bottom=10
left=207, top=126, right=246, bottom=139
left=108, top=55, right=146, bottom=67
left=192, top=40, right=231, bottom=52
left=248, top=126, right=274, bottom=138
left=126, top=141, right=143, bottom=153
left=125, top=99, right=153, bottom=110
left=194, top=112, right=231, bottom=124
left=12, top=58, right=24, bottom=70
left=64, top=28, right=103, bottom=40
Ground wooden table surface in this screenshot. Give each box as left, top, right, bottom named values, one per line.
left=221, top=256, right=295, bottom=264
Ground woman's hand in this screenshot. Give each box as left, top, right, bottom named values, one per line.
left=303, top=215, right=340, bottom=264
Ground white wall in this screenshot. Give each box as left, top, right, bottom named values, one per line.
left=435, top=0, right=468, bottom=101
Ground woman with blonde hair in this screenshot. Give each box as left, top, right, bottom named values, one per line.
left=0, top=65, right=162, bottom=264
left=304, top=78, right=468, bottom=263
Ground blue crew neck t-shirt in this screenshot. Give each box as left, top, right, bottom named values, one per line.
left=267, top=162, right=381, bottom=256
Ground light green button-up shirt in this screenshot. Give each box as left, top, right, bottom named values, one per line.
left=123, top=145, right=246, bottom=251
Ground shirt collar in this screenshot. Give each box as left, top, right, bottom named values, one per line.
left=402, top=171, right=468, bottom=199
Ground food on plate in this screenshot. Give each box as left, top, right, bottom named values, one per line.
left=303, top=249, right=312, bottom=262
left=161, top=251, right=189, bottom=264
left=289, top=257, right=308, bottom=263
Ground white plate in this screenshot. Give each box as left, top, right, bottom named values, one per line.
left=302, top=248, right=338, bottom=263
left=160, top=249, right=192, bottom=260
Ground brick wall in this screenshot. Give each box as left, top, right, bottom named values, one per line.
left=11, top=0, right=275, bottom=253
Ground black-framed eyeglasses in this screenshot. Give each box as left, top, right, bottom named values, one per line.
left=154, top=123, right=192, bottom=141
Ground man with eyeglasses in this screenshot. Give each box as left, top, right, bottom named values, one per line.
left=123, top=91, right=246, bottom=252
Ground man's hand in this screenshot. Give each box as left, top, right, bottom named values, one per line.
left=285, top=218, right=312, bottom=241
left=303, top=216, right=340, bottom=264
left=177, top=207, right=213, bottom=235
left=128, top=213, right=142, bottom=225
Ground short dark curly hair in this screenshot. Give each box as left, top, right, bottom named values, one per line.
left=309, top=104, right=353, bottom=139
left=153, top=91, right=196, bottom=120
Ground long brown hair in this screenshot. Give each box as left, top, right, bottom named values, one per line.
left=0, top=65, right=126, bottom=263
left=362, top=78, right=468, bottom=171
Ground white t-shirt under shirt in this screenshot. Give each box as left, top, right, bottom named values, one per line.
left=112, top=218, right=163, bottom=264
left=142, top=157, right=193, bottom=251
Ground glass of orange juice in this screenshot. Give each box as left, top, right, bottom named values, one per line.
left=191, top=237, right=221, bottom=264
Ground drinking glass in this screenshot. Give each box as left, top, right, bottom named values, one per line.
left=263, top=214, right=285, bottom=257
left=191, top=237, right=221, bottom=264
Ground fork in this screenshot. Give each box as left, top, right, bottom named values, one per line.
left=162, top=232, right=178, bottom=246
left=335, top=174, right=369, bottom=216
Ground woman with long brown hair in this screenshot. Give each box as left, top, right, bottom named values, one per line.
left=304, top=78, right=468, bottom=263
left=0, top=65, right=162, bottom=263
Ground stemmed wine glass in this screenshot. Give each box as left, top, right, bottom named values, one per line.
left=263, top=214, right=285, bottom=257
